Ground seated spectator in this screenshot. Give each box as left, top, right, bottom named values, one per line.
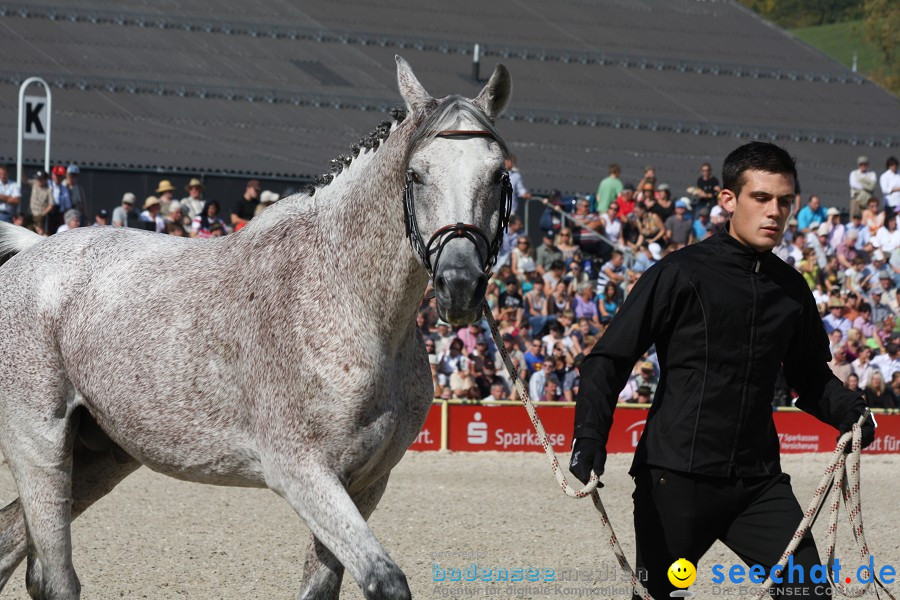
left=535, top=230, right=563, bottom=275
left=828, top=345, right=852, bottom=384
left=665, top=199, right=694, bottom=248
left=56, top=209, right=81, bottom=233
left=635, top=385, right=653, bottom=405
left=797, top=195, right=827, bottom=234
left=93, top=209, right=109, bottom=227
left=523, top=338, right=545, bottom=373
left=598, top=281, right=620, bottom=324
left=864, top=370, right=896, bottom=409
left=873, top=341, right=900, bottom=379
left=192, top=199, right=228, bottom=238
left=822, top=297, right=851, bottom=337
left=862, top=196, right=885, bottom=238
left=547, top=281, right=572, bottom=317
left=449, top=367, right=477, bottom=399
left=555, top=228, right=578, bottom=265
left=436, top=338, right=468, bottom=386
left=573, top=283, right=600, bottom=328
left=540, top=375, right=562, bottom=402
left=112, top=193, right=137, bottom=228
left=508, top=235, right=534, bottom=275
left=476, top=362, right=507, bottom=399
left=140, top=196, right=165, bottom=233
left=596, top=250, right=626, bottom=291
left=846, top=372, right=860, bottom=392
left=874, top=214, right=900, bottom=255
left=852, top=346, right=875, bottom=389
left=482, top=381, right=508, bottom=403
left=529, top=360, right=554, bottom=401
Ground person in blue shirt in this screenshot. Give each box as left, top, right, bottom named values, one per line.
left=796, top=195, right=827, bottom=234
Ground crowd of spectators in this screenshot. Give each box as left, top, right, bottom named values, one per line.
left=416, top=154, right=900, bottom=410
left=0, top=165, right=284, bottom=238
left=4, top=154, right=900, bottom=410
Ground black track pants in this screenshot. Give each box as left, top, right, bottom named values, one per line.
left=631, top=466, right=830, bottom=600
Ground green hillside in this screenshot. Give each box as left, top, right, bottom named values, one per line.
left=790, top=20, right=881, bottom=74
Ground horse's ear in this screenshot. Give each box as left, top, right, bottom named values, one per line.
left=473, top=64, right=512, bottom=120
left=396, top=55, right=432, bottom=113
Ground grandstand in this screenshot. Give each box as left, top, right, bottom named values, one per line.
left=0, top=0, right=898, bottom=211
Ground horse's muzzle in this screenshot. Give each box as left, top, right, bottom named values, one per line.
left=433, top=265, right=487, bottom=326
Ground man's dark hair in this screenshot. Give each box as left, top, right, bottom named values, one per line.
left=887, top=156, right=899, bottom=169
left=722, top=142, right=797, bottom=198
left=609, top=163, right=620, bottom=175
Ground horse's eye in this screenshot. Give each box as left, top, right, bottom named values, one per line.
left=409, top=170, right=423, bottom=185
left=494, top=170, right=505, bottom=184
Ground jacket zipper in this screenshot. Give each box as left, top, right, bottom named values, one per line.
left=730, top=258, right=760, bottom=474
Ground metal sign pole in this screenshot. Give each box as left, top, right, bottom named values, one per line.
left=17, top=77, right=52, bottom=185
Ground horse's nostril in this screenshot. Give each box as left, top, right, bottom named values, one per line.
left=434, top=274, right=448, bottom=294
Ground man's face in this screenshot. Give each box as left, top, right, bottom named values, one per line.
left=721, top=170, right=795, bottom=253
left=0, top=167, right=7, bottom=183
left=622, top=189, right=633, bottom=201
left=247, top=185, right=260, bottom=199
left=531, top=340, right=542, bottom=355
left=700, top=164, right=711, bottom=178
left=189, top=186, right=202, bottom=199
left=859, top=162, right=869, bottom=173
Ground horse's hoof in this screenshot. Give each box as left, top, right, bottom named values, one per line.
left=363, top=562, right=411, bottom=600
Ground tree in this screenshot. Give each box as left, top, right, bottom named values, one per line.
left=862, top=0, right=900, bottom=94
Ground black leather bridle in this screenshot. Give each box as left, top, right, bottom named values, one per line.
left=402, top=129, right=513, bottom=277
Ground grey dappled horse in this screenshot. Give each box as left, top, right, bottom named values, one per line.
left=0, top=56, right=512, bottom=599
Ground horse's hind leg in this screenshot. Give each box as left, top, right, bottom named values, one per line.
left=297, top=474, right=390, bottom=600
left=0, top=433, right=140, bottom=595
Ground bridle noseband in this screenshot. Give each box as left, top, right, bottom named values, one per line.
left=402, top=129, right=513, bottom=277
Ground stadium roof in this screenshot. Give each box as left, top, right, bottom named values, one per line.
left=1, top=0, right=898, bottom=205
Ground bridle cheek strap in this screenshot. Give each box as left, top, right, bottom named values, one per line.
left=402, top=129, right=513, bottom=278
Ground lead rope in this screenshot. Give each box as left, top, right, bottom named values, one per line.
left=481, top=302, right=895, bottom=600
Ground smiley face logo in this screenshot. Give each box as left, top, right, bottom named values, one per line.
left=667, top=558, right=696, bottom=588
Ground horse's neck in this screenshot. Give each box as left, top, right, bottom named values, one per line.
left=278, top=139, right=427, bottom=349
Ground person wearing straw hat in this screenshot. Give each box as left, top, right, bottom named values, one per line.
left=570, top=142, right=875, bottom=600
left=155, top=179, right=177, bottom=217
left=139, top=195, right=165, bottom=233
left=180, top=178, right=206, bottom=221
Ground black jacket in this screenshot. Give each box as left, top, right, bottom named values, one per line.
left=574, top=230, right=865, bottom=477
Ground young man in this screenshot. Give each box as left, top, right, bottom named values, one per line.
left=569, top=142, right=875, bottom=600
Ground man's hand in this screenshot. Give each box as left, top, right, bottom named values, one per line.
left=838, top=406, right=876, bottom=453
left=569, top=437, right=607, bottom=486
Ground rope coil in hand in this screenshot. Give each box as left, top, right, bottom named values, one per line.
left=481, top=302, right=895, bottom=600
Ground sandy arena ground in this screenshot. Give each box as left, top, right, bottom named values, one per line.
left=0, top=451, right=898, bottom=599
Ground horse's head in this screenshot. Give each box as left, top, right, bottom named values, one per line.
left=396, top=56, right=513, bottom=326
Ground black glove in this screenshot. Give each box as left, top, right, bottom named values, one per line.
left=838, top=406, right=876, bottom=453
left=569, top=437, right=607, bottom=486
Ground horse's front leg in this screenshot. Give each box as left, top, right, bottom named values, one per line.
left=274, top=465, right=408, bottom=600
left=297, top=474, right=391, bottom=600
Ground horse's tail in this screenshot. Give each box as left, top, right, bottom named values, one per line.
left=0, top=222, right=43, bottom=267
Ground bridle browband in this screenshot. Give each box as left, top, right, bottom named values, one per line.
left=403, top=129, right=513, bottom=278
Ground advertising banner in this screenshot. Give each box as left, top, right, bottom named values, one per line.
left=411, top=403, right=900, bottom=454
